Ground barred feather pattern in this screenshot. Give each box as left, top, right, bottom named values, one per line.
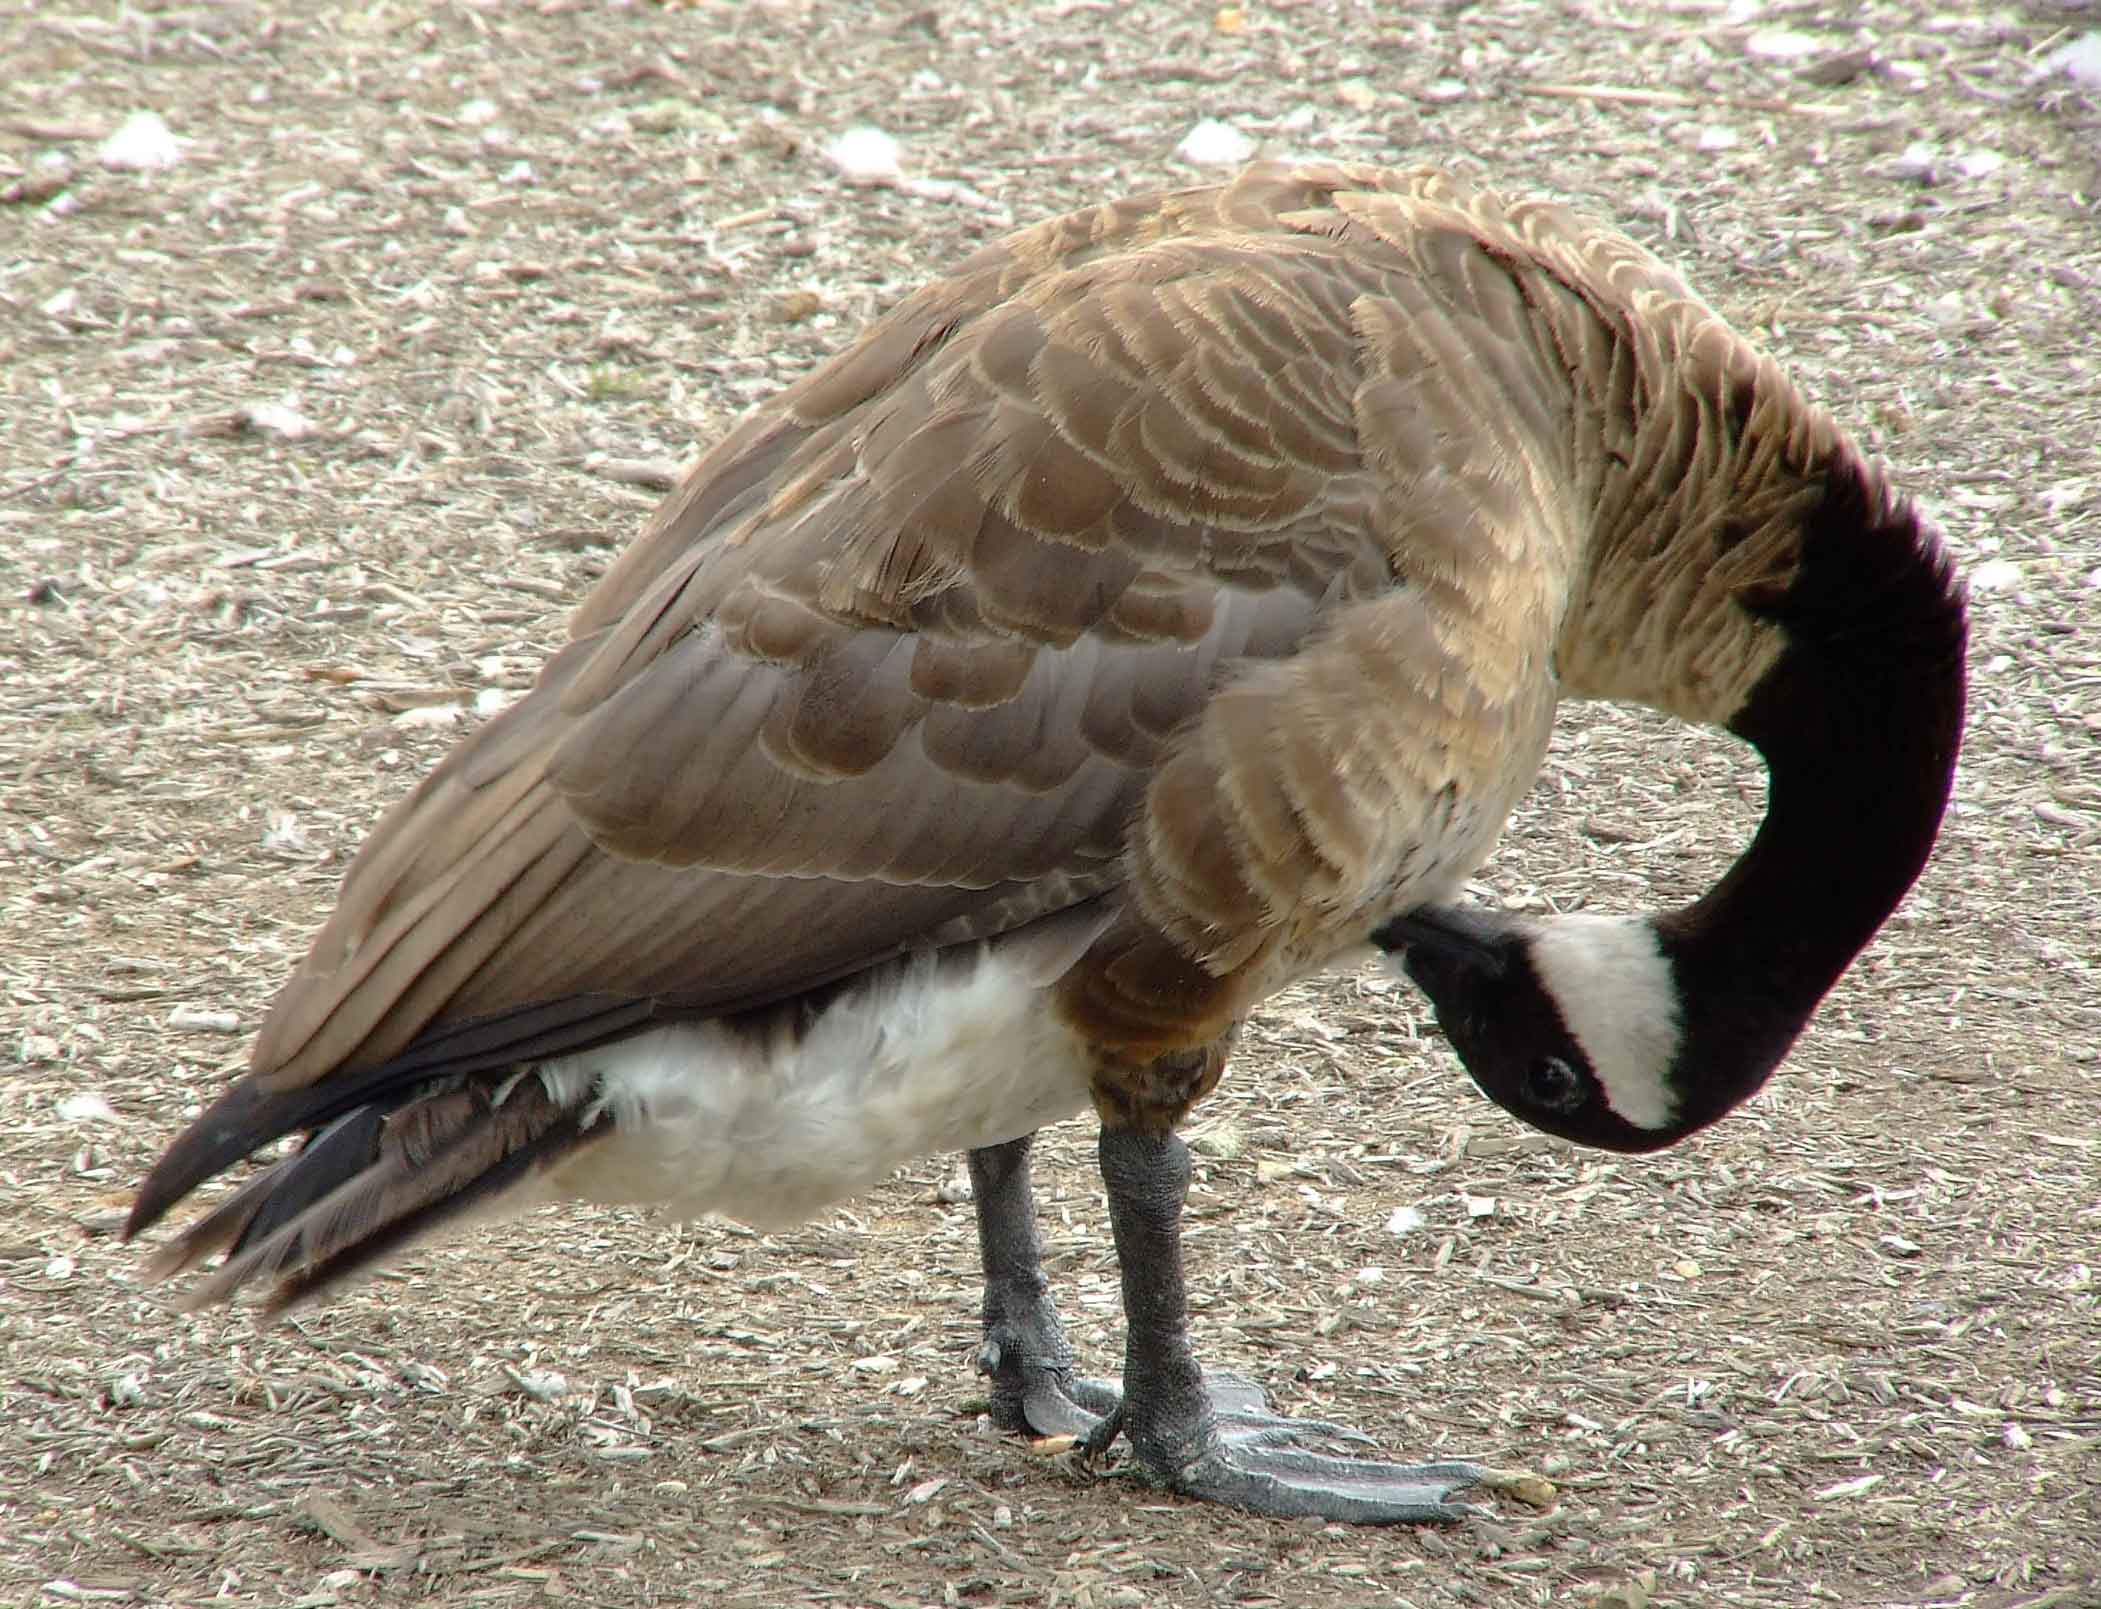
left=129, top=160, right=1952, bottom=1305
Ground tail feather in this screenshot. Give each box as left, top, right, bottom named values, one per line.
left=224, top=1105, right=390, bottom=1264
left=143, top=1106, right=386, bottom=1282
left=126, top=993, right=660, bottom=1244
left=263, top=1099, right=595, bottom=1314
left=174, top=1076, right=599, bottom=1314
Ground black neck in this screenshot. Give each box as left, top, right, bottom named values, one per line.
left=1657, top=456, right=1967, bottom=1128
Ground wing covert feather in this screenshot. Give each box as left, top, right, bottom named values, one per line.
left=250, top=159, right=1704, bottom=1090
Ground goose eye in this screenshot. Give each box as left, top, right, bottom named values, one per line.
left=1522, top=1056, right=1585, bottom=1114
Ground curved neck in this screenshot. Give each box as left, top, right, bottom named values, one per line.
left=1657, top=457, right=1967, bottom=1123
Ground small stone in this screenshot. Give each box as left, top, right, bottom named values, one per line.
left=1480, top=1467, right=1557, bottom=1507
left=167, top=1007, right=241, bottom=1034
left=1187, top=1123, right=1244, bottom=1160
left=239, top=401, right=317, bottom=440
left=393, top=703, right=463, bottom=731
left=1175, top=119, right=1255, bottom=166
left=1744, top=29, right=1821, bottom=60
left=504, top=1366, right=568, bottom=1401
left=827, top=125, right=902, bottom=182
left=100, top=111, right=184, bottom=172
left=1969, top=559, right=2021, bottom=592
left=56, top=1092, right=119, bottom=1125
left=2043, top=33, right=2101, bottom=88
left=1797, top=47, right=1877, bottom=86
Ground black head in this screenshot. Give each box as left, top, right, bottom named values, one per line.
left=1371, top=905, right=1691, bottom=1153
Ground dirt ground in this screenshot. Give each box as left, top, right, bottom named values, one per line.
left=3, top=1, right=2098, bottom=1605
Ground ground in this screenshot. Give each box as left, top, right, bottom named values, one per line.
left=3, top=1, right=2098, bottom=1605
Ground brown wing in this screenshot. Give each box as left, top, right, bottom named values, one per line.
left=250, top=160, right=1595, bottom=1091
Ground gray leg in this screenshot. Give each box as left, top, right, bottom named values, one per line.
left=968, top=1136, right=1120, bottom=1437
left=1096, top=1125, right=1490, bottom=1523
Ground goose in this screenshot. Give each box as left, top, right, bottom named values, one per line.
left=127, top=160, right=1968, bottom=1525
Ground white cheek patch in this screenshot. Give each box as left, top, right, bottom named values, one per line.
left=1526, top=915, right=1683, bottom=1130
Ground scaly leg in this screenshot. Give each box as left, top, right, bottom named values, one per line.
left=1096, top=1124, right=1489, bottom=1523
left=967, top=1135, right=1120, bottom=1437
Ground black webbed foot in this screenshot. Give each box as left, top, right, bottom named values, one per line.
left=967, top=1136, right=1120, bottom=1439
left=1095, top=1124, right=1541, bottom=1523
left=1151, top=1435, right=1489, bottom=1523
left=976, top=1324, right=1121, bottom=1439
left=968, top=1128, right=1551, bottom=1523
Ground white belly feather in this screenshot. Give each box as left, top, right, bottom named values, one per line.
left=529, top=948, right=1095, bottom=1229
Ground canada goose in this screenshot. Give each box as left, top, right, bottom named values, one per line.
left=127, top=160, right=1967, bottom=1525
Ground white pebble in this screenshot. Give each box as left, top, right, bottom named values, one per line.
left=2043, top=33, right=2101, bottom=89
left=1969, top=558, right=2021, bottom=592
left=263, top=811, right=309, bottom=854
left=241, top=401, right=317, bottom=440
left=1744, top=29, right=1821, bottom=60
left=58, top=1092, right=119, bottom=1124
left=505, top=1366, right=568, bottom=1401
left=393, top=703, right=464, bottom=730
left=826, top=125, right=902, bottom=182
left=1176, top=118, right=1255, bottom=166
left=100, top=111, right=184, bottom=172
left=167, top=1007, right=242, bottom=1034
left=1888, top=143, right=1940, bottom=183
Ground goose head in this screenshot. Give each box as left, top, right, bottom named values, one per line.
left=1373, top=450, right=1968, bottom=1157
left=1373, top=905, right=1770, bottom=1153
